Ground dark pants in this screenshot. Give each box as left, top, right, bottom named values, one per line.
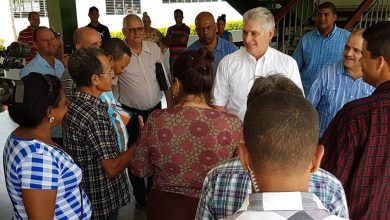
left=122, top=102, right=161, bottom=206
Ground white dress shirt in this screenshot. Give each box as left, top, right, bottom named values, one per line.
left=212, top=47, right=303, bottom=120
left=118, top=41, right=169, bottom=110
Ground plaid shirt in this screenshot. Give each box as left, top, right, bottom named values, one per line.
left=195, top=158, right=348, bottom=220
left=63, top=90, right=131, bottom=220
left=224, top=192, right=344, bottom=220
left=320, top=80, right=390, bottom=219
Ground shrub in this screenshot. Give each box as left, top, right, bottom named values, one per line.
left=111, top=20, right=243, bottom=38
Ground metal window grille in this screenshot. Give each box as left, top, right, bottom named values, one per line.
left=13, top=0, right=47, bottom=18
left=106, top=0, right=141, bottom=15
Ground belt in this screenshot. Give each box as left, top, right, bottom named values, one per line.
left=121, top=102, right=161, bottom=115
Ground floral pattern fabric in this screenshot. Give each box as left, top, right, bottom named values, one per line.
left=144, top=28, right=167, bottom=53
left=131, top=105, right=243, bottom=198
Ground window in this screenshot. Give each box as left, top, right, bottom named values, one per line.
left=106, top=0, right=141, bottom=15
left=162, top=0, right=220, bottom=3
left=12, top=0, right=48, bottom=18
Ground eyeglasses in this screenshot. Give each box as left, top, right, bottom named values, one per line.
left=127, top=27, right=144, bottom=33
left=100, top=70, right=115, bottom=78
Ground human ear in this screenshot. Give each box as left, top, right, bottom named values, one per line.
left=310, top=145, right=325, bottom=173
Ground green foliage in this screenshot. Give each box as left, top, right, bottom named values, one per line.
left=110, top=20, right=243, bottom=38
left=0, top=39, right=5, bottom=51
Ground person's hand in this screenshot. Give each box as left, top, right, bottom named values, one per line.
left=138, top=115, right=144, bottom=130
left=1, top=104, right=8, bottom=112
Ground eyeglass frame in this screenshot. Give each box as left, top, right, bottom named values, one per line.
left=99, top=69, right=115, bottom=78
left=127, top=27, right=144, bottom=34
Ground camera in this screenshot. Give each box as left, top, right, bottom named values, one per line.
left=0, top=42, right=31, bottom=105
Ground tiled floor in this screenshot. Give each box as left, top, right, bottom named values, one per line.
left=0, top=111, right=146, bottom=220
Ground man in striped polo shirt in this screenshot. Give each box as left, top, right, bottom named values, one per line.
left=307, top=29, right=374, bottom=137
left=18, top=11, right=40, bottom=62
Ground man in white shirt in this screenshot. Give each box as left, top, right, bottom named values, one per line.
left=212, top=7, right=303, bottom=120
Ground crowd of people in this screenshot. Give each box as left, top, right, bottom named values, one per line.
left=3, top=1, right=390, bottom=219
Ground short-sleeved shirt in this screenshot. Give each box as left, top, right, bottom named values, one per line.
left=320, top=80, right=390, bottom=219
left=99, top=91, right=128, bottom=152
left=292, top=26, right=350, bottom=95
left=20, top=53, right=65, bottom=79
left=63, top=90, right=131, bottom=220
left=195, top=157, right=349, bottom=220
left=86, top=22, right=111, bottom=41
left=131, top=105, right=244, bottom=198
left=18, top=26, right=37, bottom=62
left=166, top=23, right=190, bottom=66
left=187, top=37, right=238, bottom=75
left=307, top=61, right=374, bottom=136
left=118, top=41, right=169, bottom=110
left=3, top=136, right=92, bottom=220
left=212, top=47, right=303, bottom=120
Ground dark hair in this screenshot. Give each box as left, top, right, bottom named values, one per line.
left=101, top=38, right=132, bottom=61
left=217, top=14, right=226, bottom=24
left=32, top=26, right=50, bottom=42
left=89, top=6, right=99, bottom=14
left=318, top=2, right=337, bottom=14
left=244, top=91, right=319, bottom=173
left=28, top=12, right=39, bottom=20
left=174, top=9, right=183, bottom=15
left=247, top=74, right=303, bottom=106
left=9, top=73, right=62, bottom=128
left=172, top=48, right=214, bottom=102
left=68, top=47, right=104, bottom=87
left=363, top=21, right=390, bottom=64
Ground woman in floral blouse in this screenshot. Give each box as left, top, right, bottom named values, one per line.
left=142, top=12, right=167, bottom=53
left=131, top=48, right=243, bottom=220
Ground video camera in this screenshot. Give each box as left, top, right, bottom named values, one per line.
left=0, top=42, right=31, bottom=105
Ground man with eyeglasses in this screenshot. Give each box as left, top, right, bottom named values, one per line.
left=119, top=14, right=173, bottom=209
left=187, top=11, right=238, bottom=76
left=292, top=2, right=350, bottom=95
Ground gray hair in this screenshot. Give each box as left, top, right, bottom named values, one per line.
left=243, top=7, right=275, bottom=32
left=247, top=74, right=303, bottom=106
left=123, top=14, right=142, bottom=28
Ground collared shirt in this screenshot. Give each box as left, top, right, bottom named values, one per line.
left=308, top=61, right=374, bottom=136
left=195, top=157, right=349, bottom=220
left=99, top=91, right=128, bottom=152
left=320, top=80, right=390, bottom=219
left=63, top=90, right=131, bottom=220
left=292, top=25, right=350, bottom=95
left=224, top=192, right=345, bottom=220
left=212, top=47, right=303, bottom=120
left=20, top=53, right=65, bottom=79
left=3, top=136, right=92, bottom=220
left=86, top=22, right=111, bottom=41
left=187, top=37, right=238, bottom=75
left=118, top=41, right=168, bottom=110
left=17, top=26, right=37, bottom=62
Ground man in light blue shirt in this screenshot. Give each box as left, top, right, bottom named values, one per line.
left=293, top=2, right=350, bottom=95
left=20, top=26, right=64, bottom=79
left=308, top=29, right=374, bottom=136
left=187, top=11, right=238, bottom=75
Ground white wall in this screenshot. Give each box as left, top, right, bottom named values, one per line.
left=75, top=0, right=242, bottom=31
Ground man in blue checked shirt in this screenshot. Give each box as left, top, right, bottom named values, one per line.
left=307, top=29, right=374, bottom=137
left=293, top=2, right=350, bottom=95
left=195, top=75, right=349, bottom=220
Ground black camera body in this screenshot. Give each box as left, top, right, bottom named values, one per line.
left=0, top=42, right=31, bottom=105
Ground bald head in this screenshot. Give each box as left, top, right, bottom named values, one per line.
left=195, top=12, right=217, bottom=46
left=73, top=27, right=102, bottom=49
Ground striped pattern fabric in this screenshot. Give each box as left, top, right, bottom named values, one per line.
left=293, top=26, right=350, bottom=95
left=225, top=192, right=345, bottom=220
left=3, top=136, right=92, bottom=219
left=320, top=80, right=390, bottom=219
left=17, top=26, right=37, bottom=62
left=195, top=157, right=349, bottom=220
left=100, top=91, right=128, bottom=152
left=307, top=61, right=374, bottom=136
